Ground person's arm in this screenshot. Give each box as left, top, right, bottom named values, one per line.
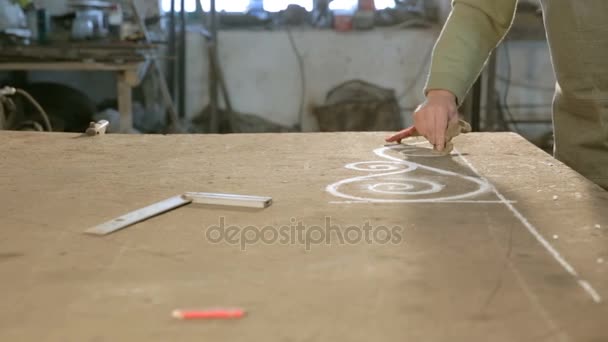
left=425, top=0, right=518, bottom=102
left=386, top=0, right=518, bottom=150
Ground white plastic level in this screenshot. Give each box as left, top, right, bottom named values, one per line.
left=85, top=195, right=192, bottom=236
left=183, top=192, right=272, bottom=209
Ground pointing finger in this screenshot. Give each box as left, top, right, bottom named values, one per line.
left=385, top=126, right=418, bottom=143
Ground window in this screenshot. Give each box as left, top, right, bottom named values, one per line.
left=162, top=0, right=250, bottom=13
left=162, top=0, right=395, bottom=13
left=328, top=0, right=396, bottom=10
left=371, top=0, right=396, bottom=9
left=263, top=0, right=313, bottom=12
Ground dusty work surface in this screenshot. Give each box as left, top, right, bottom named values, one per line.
left=1, top=131, right=607, bottom=341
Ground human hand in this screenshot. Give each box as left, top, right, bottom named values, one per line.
left=385, top=90, right=459, bottom=152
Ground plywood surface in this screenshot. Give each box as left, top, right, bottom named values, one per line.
left=0, top=131, right=607, bottom=341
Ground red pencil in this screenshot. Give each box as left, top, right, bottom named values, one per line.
left=172, top=308, right=246, bottom=320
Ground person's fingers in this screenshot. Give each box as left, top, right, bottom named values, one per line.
left=385, top=126, right=417, bottom=143
left=425, top=112, right=437, bottom=150
left=414, top=110, right=434, bottom=147
left=422, top=113, right=432, bottom=147
left=448, top=111, right=460, bottom=128
left=433, top=112, right=448, bottom=152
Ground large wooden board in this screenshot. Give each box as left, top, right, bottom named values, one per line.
left=0, top=131, right=607, bottom=341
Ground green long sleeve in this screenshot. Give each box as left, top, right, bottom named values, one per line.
left=424, top=0, right=518, bottom=103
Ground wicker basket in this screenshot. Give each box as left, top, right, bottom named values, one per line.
left=313, top=80, right=402, bottom=131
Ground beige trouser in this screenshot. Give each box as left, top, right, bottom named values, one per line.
left=541, top=0, right=608, bottom=190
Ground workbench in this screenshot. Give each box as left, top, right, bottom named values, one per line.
left=0, top=43, right=154, bottom=133
left=0, top=61, right=143, bottom=133
left=0, top=131, right=606, bottom=341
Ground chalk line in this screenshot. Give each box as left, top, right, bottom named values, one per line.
left=329, top=200, right=516, bottom=204
left=453, top=148, right=602, bottom=303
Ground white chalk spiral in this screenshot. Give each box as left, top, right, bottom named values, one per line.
left=367, top=180, right=443, bottom=195
left=326, top=144, right=491, bottom=203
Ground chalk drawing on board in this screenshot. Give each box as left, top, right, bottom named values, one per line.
left=326, top=140, right=603, bottom=302
left=452, top=148, right=602, bottom=303
left=326, top=142, right=496, bottom=203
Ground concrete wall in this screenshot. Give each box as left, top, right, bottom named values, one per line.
left=186, top=27, right=555, bottom=133
left=187, top=28, right=440, bottom=130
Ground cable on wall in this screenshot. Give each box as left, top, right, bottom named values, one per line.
left=501, top=40, right=521, bottom=134
left=286, top=27, right=306, bottom=131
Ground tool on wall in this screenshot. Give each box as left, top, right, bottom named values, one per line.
left=207, top=0, right=221, bottom=133
left=127, top=0, right=182, bottom=133
left=176, top=1, right=230, bottom=132
left=189, top=0, right=233, bottom=133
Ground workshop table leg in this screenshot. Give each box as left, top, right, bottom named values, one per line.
left=117, top=70, right=138, bottom=133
